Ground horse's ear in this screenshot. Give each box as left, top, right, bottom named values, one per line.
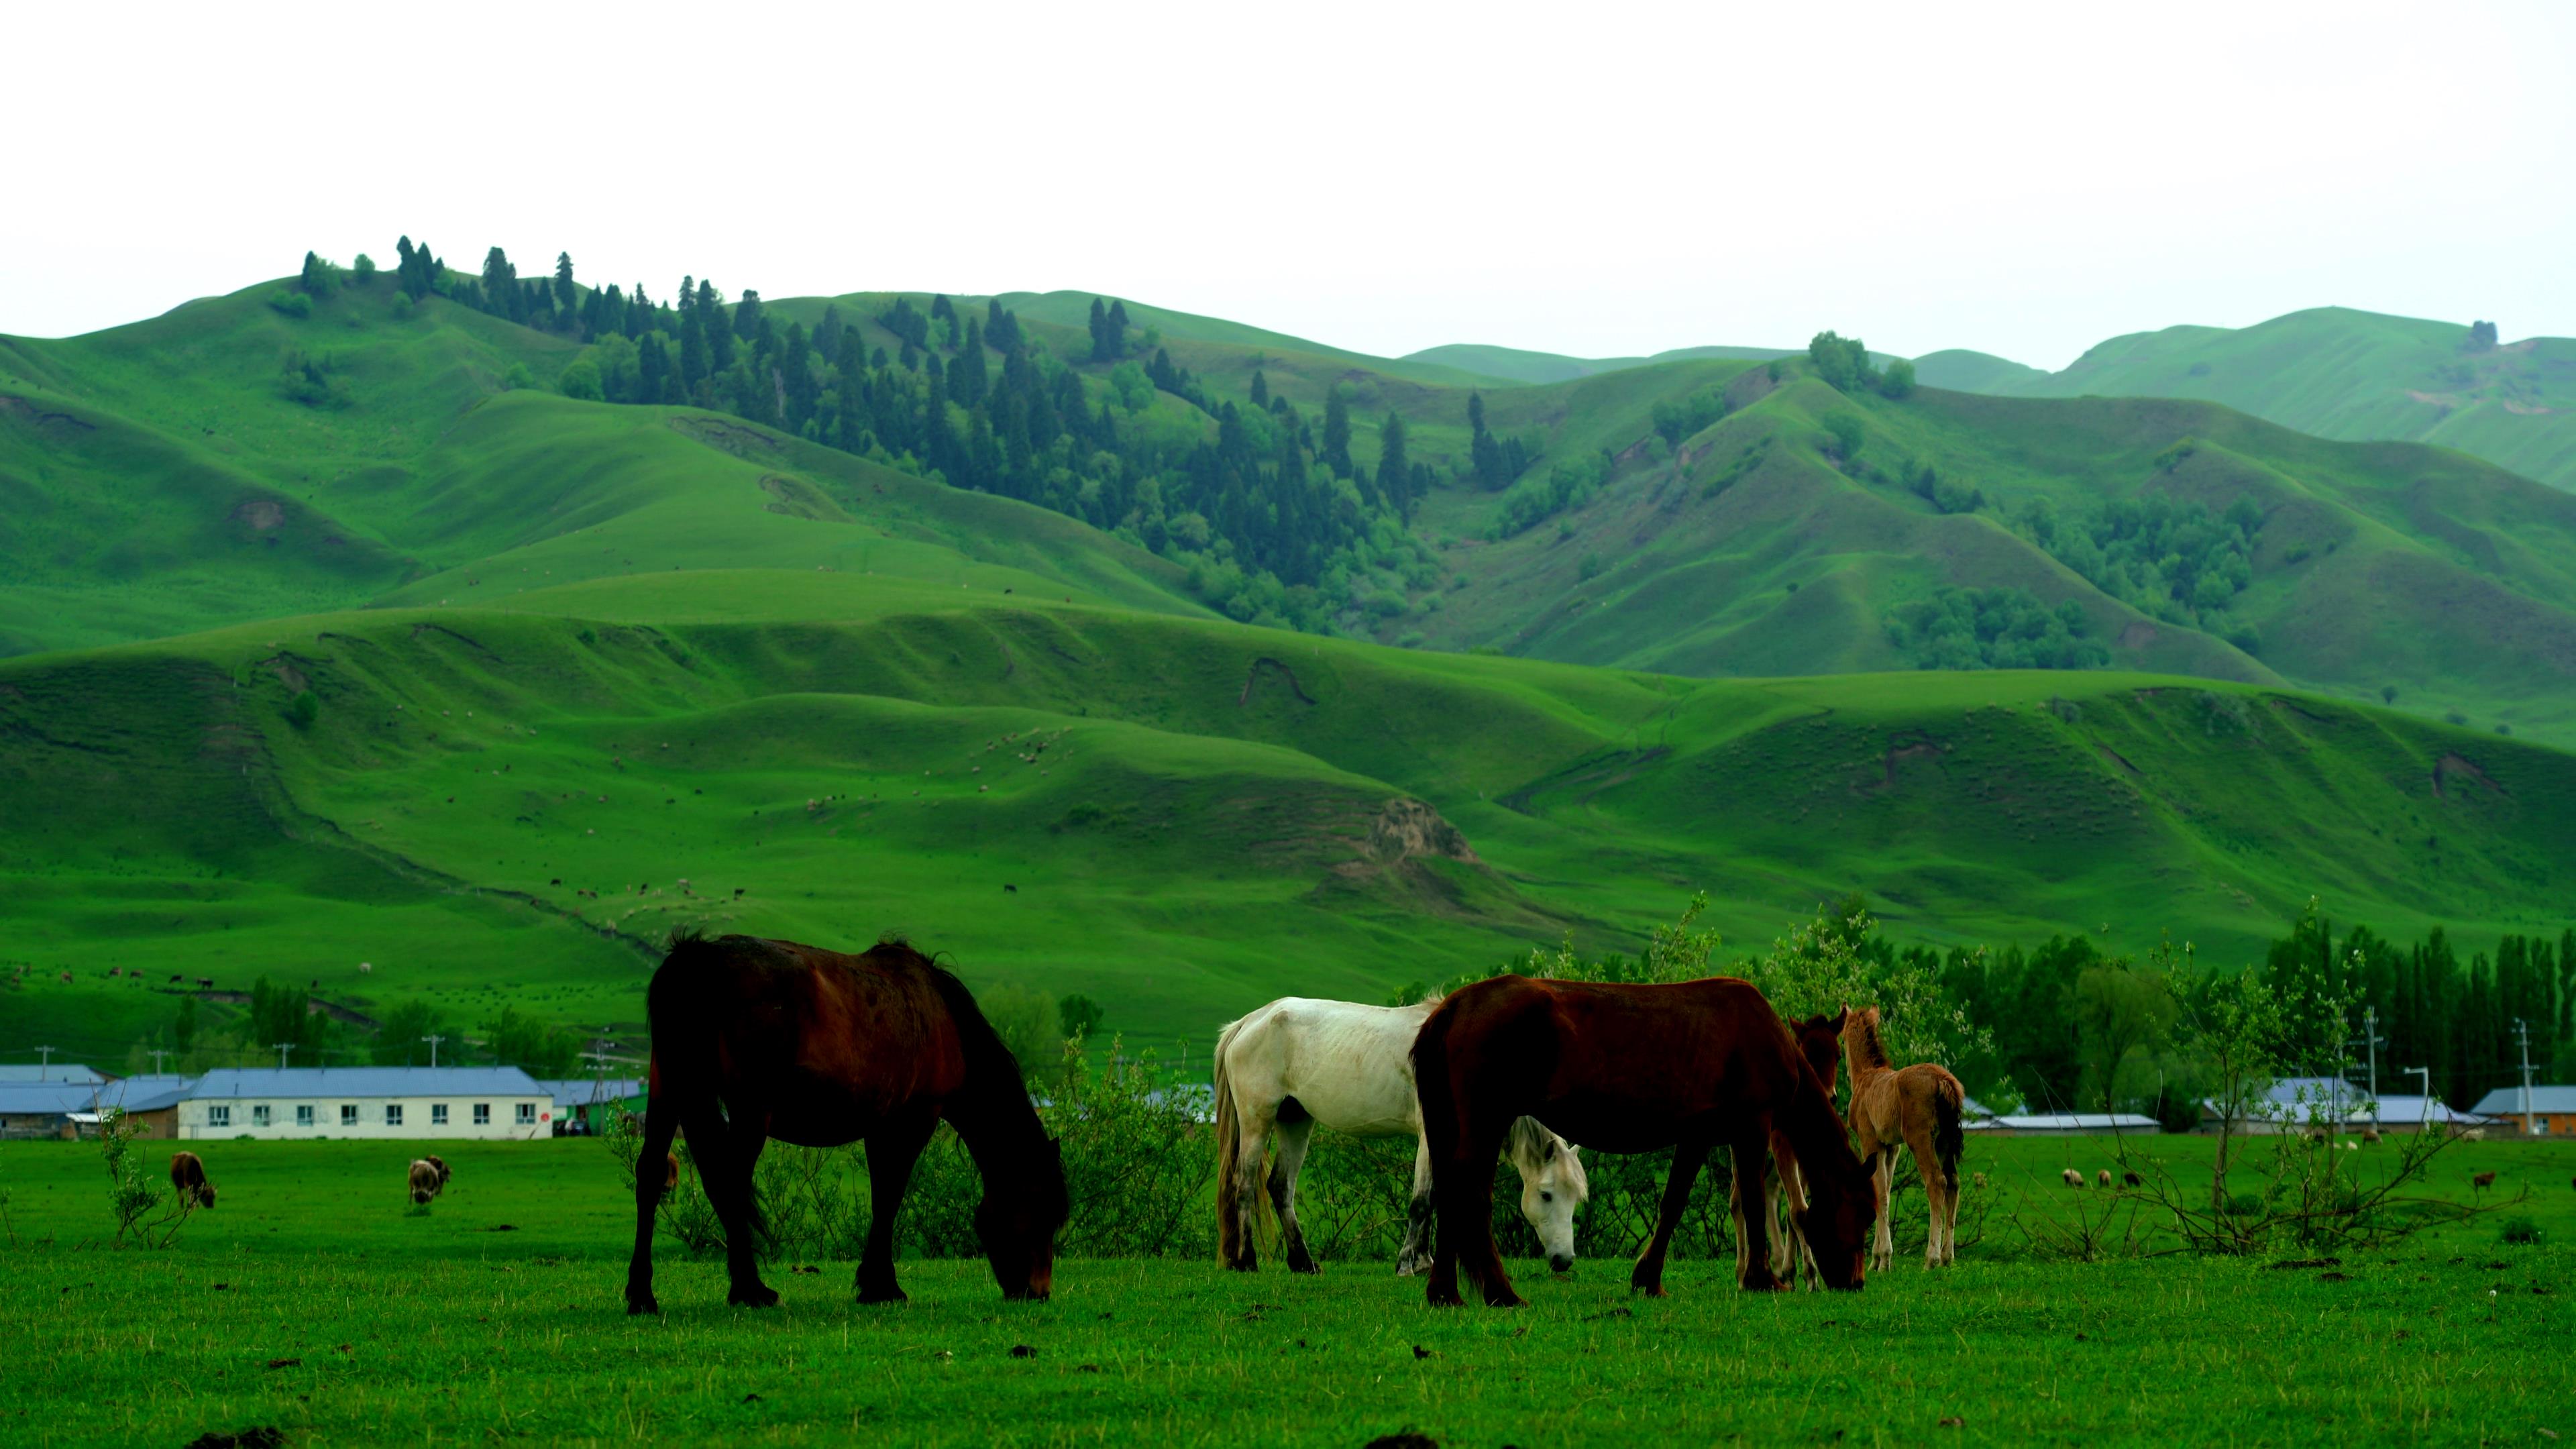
left=1540, top=1138, right=1557, bottom=1162
left=1829, top=1008, right=1848, bottom=1030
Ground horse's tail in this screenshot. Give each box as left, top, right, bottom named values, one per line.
left=1931, top=1073, right=1964, bottom=1193
left=1212, top=1012, right=1250, bottom=1267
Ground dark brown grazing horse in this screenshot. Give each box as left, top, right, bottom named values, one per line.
left=1413, top=975, right=1874, bottom=1307
left=169, top=1150, right=216, bottom=1209
left=625, top=931, right=1067, bottom=1314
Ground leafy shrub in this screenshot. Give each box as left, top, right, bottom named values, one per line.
left=282, top=690, right=319, bottom=729
left=2500, top=1215, right=2538, bottom=1244
left=1821, top=411, right=1866, bottom=460
left=276, top=349, right=348, bottom=409
left=500, top=363, right=535, bottom=392
left=557, top=360, right=604, bottom=402
left=1883, top=587, right=2109, bottom=671
left=266, top=289, right=312, bottom=319
left=2013, top=494, right=2261, bottom=630
left=1578, top=552, right=1604, bottom=582
left=1878, top=358, right=1917, bottom=399
left=352, top=254, right=377, bottom=284
left=1807, top=331, right=1880, bottom=393
left=1650, top=387, right=1729, bottom=449
left=1493, top=451, right=1609, bottom=537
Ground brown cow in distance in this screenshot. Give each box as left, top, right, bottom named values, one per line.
left=408, top=1157, right=452, bottom=1205
left=663, top=1152, right=681, bottom=1191
left=2472, top=1171, right=2498, bottom=1190
left=169, top=1151, right=216, bottom=1209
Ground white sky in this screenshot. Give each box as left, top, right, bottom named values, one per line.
left=5, top=1, right=2569, bottom=370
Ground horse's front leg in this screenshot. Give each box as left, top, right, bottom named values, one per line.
left=1635, top=1140, right=1712, bottom=1297
left=1269, top=1117, right=1320, bottom=1275
left=1396, top=1135, right=1436, bottom=1277
left=683, top=1104, right=778, bottom=1309
left=858, top=1111, right=934, bottom=1304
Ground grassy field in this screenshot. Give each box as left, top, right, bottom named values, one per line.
left=0, top=1135, right=2568, bottom=1446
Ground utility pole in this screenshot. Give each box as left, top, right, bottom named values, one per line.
left=274, top=1042, right=295, bottom=1071
left=2405, top=1066, right=2433, bottom=1134
left=34, top=1045, right=55, bottom=1080
left=149, top=1049, right=171, bottom=1075
left=2516, top=1018, right=2535, bottom=1137
left=423, top=1035, right=445, bottom=1068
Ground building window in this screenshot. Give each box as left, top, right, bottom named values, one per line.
left=252, top=1105, right=271, bottom=1127
left=296, top=1105, right=314, bottom=1127
left=473, top=1104, right=490, bottom=1125
left=431, top=1104, right=448, bottom=1126
left=385, top=1104, right=404, bottom=1127
left=208, top=1105, right=231, bottom=1128
left=515, top=1102, right=536, bottom=1125
left=341, top=1104, right=359, bottom=1126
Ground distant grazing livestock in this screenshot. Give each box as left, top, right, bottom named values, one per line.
left=2123, top=1171, right=2143, bottom=1188
left=1841, top=1005, right=1967, bottom=1270
left=2472, top=1171, right=2498, bottom=1190
left=2096, top=1169, right=2113, bottom=1188
left=408, top=1158, right=451, bottom=1205
left=1213, top=995, right=1587, bottom=1279
left=196, top=977, right=214, bottom=989
left=663, top=1153, right=680, bottom=1191
left=2362, top=1128, right=2381, bottom=1145
left=625, top=931, right=1067, bottom=1314
left=169, top=1152, right=216, bottom=1209
left=59, top=971, right=70, bottom=984
left=1409, top=974, right=1873, bottom=1305
left=2063, top=1168, right=2085, bottom=1188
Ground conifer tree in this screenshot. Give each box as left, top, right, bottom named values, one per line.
left=637, top=332, right=669, bottom=405
left=699, top=281, right=735, bottom=370
left=679, top=312, right=708, bottom=392
left=1106, top=300, right=1131, bottom=358
left=554, top=254, right=577, bottom=317
left=1249, top=370, right=1269, bottom=407
left=1322, top=386, right=1353, bottom=480
left=1087, top=297, right=1112, bottom=362
left=734, top=289, right=763, bottom=341
left=1378, top=411, right=1411, bottom=517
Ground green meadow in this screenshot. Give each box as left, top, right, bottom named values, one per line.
left=0, top=1135, right=2568, bottom=1446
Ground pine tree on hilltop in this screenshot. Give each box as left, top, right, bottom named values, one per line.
left=1087, top=297, right=1112, bottom=362
left=1106, top=299, right=1131, bottom=359
left=299, top=251, right=331, bottom=296
left=1322, top=386, right=1352, bottom=480
left=554, top=254, right=576, bottom=317
left=986, top=297, right=1021, bottom=352
left=1249, top=369, right=1269, bottom=408
left=733, top=288, right=763, bottom=341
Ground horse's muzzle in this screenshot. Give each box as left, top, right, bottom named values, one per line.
left=1548, top=1253, right=1574, bottom=1273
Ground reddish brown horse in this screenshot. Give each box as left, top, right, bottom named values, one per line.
left=625, top=931, right=1067, bottom=1314
left=1413, top=975, right=1874, bottom=1307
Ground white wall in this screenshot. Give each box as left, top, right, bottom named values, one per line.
left=178, top=1095, right=551, bottom=1140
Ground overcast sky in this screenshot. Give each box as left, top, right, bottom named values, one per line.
left=6, top=1, right=2568, bottom=369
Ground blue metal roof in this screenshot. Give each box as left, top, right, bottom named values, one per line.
left=0, top=1064, right=106, bottom=1085
left=536, top=1078, right=645, bottom=1107
left=0, top=1077, right=194, bottom=1115
left=2470, top=1085, right=2576, bottom=1116
left=186, top=1067, right=546, bottom=1098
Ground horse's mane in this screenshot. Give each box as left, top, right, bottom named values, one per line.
left=1847, top=1007, right=1892, bottom=1071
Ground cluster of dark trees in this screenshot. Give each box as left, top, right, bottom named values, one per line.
left=1882, top=586, right=2108, bottom=671
left=1809, top=330, right=1915, bottom=399
left=375, top=240, right=1442, bottom=633
left=1837, top=910, right=2572, bottom=1120
left=2013, top=488, right=2265, bottom=652
left=182, top=979, right=586, bottom=1077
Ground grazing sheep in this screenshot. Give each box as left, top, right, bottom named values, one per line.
left=2472, top=1171, right=2497, bottom=1190
left=2361, top=1128, right=2381, bottom=1145
left=169, top=1151, right=217, bottom=1209
left=2062, top=1168, right=2084, bottom=1188
left=2096, top=1169, right=2112, bottom=1189
left=2123, top=1171, right=2143, bottom=1188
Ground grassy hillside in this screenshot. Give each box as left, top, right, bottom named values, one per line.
left=1403, top=343, right=1797, bottom=386
left=1940, top=308, right=2576, bottom=493
left=7, top=574, right=2575, bottom=1063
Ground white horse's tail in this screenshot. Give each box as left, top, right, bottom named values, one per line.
left=1212, top=1012, right=1272, bottom=1265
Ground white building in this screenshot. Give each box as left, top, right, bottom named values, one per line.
left=177, top=1067, right=554, bottom=1140
left=1968, top=1111, right=2162, bottom=1136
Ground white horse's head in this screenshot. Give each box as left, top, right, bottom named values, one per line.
left=1509, top=1120, right=1589, bottom=1273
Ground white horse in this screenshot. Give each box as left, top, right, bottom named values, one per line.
left=1213, top=995, right=1589, bottom=1275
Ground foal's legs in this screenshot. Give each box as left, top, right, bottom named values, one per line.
left=1868, top=1151, right=1896, bottom=1273
left=1268, top=1115, right=1320, bottom=1275
left=857, top=1108, right=936, bottom=1304
left=624, top=1090, right=680, bottom=1315
left=1633, top=1138, right=1711, bottom=1297
left=1395, top=1135, right=1436, bottom=1277
left=1729, top=1134, right=1786, bottom=1292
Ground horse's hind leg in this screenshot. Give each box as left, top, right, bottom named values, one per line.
left=1635, top=1138, right=1712, bottom=1297
left=858, top=1108, right=936, bottom=1305
left=625, top=1086, right=680, bottom=1315
left=1870, top=1152, right=1896, bottom=1273
left=1728, top=1131, right=1786, bottom=1292
left=1269, top=1114, right=1320, bottom=1275
left=685, top=1102, right=778, bottom=1308
left=1226, top=1108, right=1275, bottom=1273
left=1396, top=1135, right=1435, bottom=1277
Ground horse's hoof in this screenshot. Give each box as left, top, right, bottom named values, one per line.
left=1632, top=1284, right=1669, bottom=1298
left=1288, top=1258, right=1322, bottom=1276
left=1485, top=1291, right=1527, bottom=1309
left=729, top=1285, right=780, bottom=1308
left=1225, top=1258, right=1259, bottom=1273
left=625, top=1294, right=660, bottom=1316
left=857, top=1288, right=908, bottom=1305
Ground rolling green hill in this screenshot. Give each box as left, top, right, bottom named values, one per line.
left=1402, top=343, right=1799, bottom=386
left=7, top=261, right=2576, bottom=1068
left=1927, top=308, right=2576, bottom=494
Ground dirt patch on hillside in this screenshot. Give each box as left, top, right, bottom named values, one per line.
left=672, top=416, right=783, bottom=457
left=759, top=474, right=853, bottom=522
left=0, top=396, right=94, bottom=434
left=1860, top=736, right=1949, bottom=793
left=230, top=499, right=285, bottom=532
left=1358, top=798, right=1481, bottom=867
left=2432, top=752, right=2502, bottom=801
